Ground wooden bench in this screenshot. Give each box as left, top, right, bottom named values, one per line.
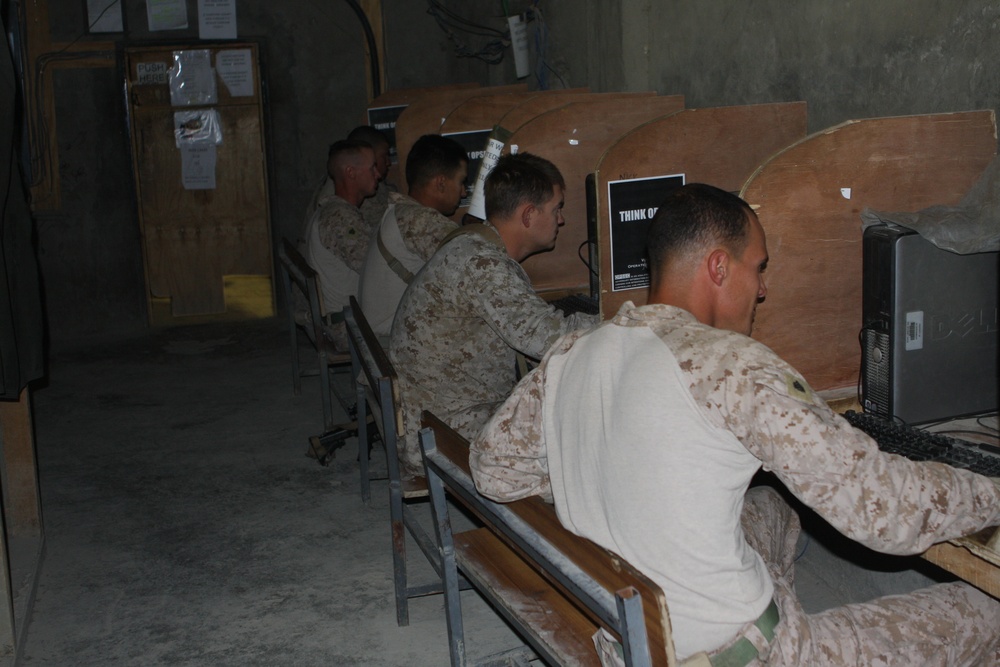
left=344, top=297, right=456, bottom=627
left=276, top=238, right=351, bottom=432
left=419, top=412, right=711, bottom=667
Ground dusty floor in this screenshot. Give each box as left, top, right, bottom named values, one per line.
left=15, top=317, right=949, bottom=665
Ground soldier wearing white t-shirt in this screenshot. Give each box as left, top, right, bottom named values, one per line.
left=358, top=134, right=467, bottom=341
left=472, top=184, right=1000, bottom=666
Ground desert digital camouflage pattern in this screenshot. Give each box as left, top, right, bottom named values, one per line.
left=390, top=223, right=596, bottom=475
left=384, top=191, right=458, bottom=260
left=473, top=302, right=1000, bottom=666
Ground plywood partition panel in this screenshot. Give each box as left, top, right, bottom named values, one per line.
left=740, top=110, right=997, bottom=391
left=441, top=89, right=590, bottom=221
left=365, top=83, right=480, bottom=185
left=594, top=103, right=808, bottom=319
left=364, top=83, right=479, bottom=123
left=506, top=95, right=685, bottom=291
left=393, top=84, right=529, bottom=182
left=440, top=89, right=588, bottom=134
left=499, top=91, right=657, bottom=134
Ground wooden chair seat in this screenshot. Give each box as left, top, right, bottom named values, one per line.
left=455, top=527, right=602, bottom=665
left=400, top=472, right=428, bottom=499
left=420, top=411, right=712, bottom=667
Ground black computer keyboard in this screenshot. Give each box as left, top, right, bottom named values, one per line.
left=843, top=410, right=1000, bottom=477
left=550, top=293, right=599, bottom=316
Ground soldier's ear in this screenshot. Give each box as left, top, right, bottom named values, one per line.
left=520, top=202, right=535, bottom=229
left=707, top=249, right=728, bottom=286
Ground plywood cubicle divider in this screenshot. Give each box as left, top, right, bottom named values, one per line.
left=505, top=95, right=685, bottom=292
left=498, top=91, right=658, bottom=134
left=594, top=102, right=809, bottom=318
left=365, top=83, right=480, bottom=187
left=393, top=84, right=529, bottom=182
left=440, top=89, right=589, bottom=134
left=740, top=110, right=997, bottom=391
left=440, top=89, right=590, bottom=221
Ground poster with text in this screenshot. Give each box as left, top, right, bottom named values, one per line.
left=441, top=129, right=491, bottom=209
left=367, top=105, right=408, bottom=164
left=147, top=0, right=188, bottom=31
left=608, top=174, right=684, bottom=291
left=198, top=0, right=237, bottom=40
left=216, top=49, right=254, bottom=96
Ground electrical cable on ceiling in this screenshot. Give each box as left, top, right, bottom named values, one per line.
left=530, top=5, right=567, bottom=90
left=342, top=0, right=381, bottom=99
left=426, top=0, right=508, bottom=65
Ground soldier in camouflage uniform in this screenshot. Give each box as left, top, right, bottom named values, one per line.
left=302, top=125, right=396, bottom=247
left=471, top=184, right=1000, bottom=666
left=358, top=134, right=468, bottom=341
left=389, top=153, right=598, bottom=476
left=304, top=139, right=379, bottom=349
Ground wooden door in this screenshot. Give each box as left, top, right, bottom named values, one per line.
left=125, top=43, right=274, bottom=324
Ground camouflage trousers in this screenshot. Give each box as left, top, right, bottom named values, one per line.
left=712, top=486, right=1000, bottom=667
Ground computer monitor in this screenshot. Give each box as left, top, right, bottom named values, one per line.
left=860, top=222, right=998, bottom=424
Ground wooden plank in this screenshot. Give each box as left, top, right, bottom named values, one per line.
left=924, top=528, right=1000, bottom=598
left=504, top=95, right=685, bottom=292
left=499, top=91, right=657, bottom=134
left=440, top=90, right=589, bottom=222
left=393, top=84, right=529, bottom=178
left=365, top=83, right=481, bottom=186
left=739, top=111, right=997, bottom=391
left=0, top=389, right=41, bottom=538
left=21, top=0, right=116, bottom=210
left=595, top=102, right=808, bottom=318
left=0, top=388, right=44, bottom=666
left=426, top=412, right=677, bottom=667
left=126, top=44, right=275, bottom=320
left=440, top=89, right=589, bottom=135
left=455, top=527, right=602, bottom=666
left=366, top=83, right=480, bottom=114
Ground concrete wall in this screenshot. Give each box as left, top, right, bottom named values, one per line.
left=565, top=0, right=1000, bottom=133
left=23, top=0, right=1000, bottom=340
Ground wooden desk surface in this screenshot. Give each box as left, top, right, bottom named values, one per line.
left=922, top=415, right=1000, bottom=597
left=924, top=528, right=1000, bottom=598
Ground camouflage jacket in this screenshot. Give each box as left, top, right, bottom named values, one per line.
left=389, top=223, right=597, bottom=475
left=472, top=301, right=1000, bottom=555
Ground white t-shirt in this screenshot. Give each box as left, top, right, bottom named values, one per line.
left=543, top=321, right=772, bottom=657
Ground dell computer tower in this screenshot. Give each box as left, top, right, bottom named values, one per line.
left=860, top=223, right=998, bottom=424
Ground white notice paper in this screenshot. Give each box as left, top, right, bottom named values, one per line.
left=216, top=49, right=254, bottom=97
left=198, top=0, right=238, bottom=40
left=181, top=144, right=217, bottom=190
left=169, top=50, right=217, bottom=106
left=507, top=14, right=530, bottom=79
left=147, top=0, right=188, bottom=31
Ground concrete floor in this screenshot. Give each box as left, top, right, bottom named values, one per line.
left=16, top=317, right=951, bottom=665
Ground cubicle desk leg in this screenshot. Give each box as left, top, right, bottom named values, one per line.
left=0, top=387, right=45, bottom=665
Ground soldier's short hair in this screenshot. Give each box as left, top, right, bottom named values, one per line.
left=646, top=184, right=755, bottom=277
left=327, top=139, right=372, bottom=179
left=405, top=135, right=468, bottom=189
left=484, top=153, right=565, bottom=221
left=347, top=125, right=390, bottom=149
